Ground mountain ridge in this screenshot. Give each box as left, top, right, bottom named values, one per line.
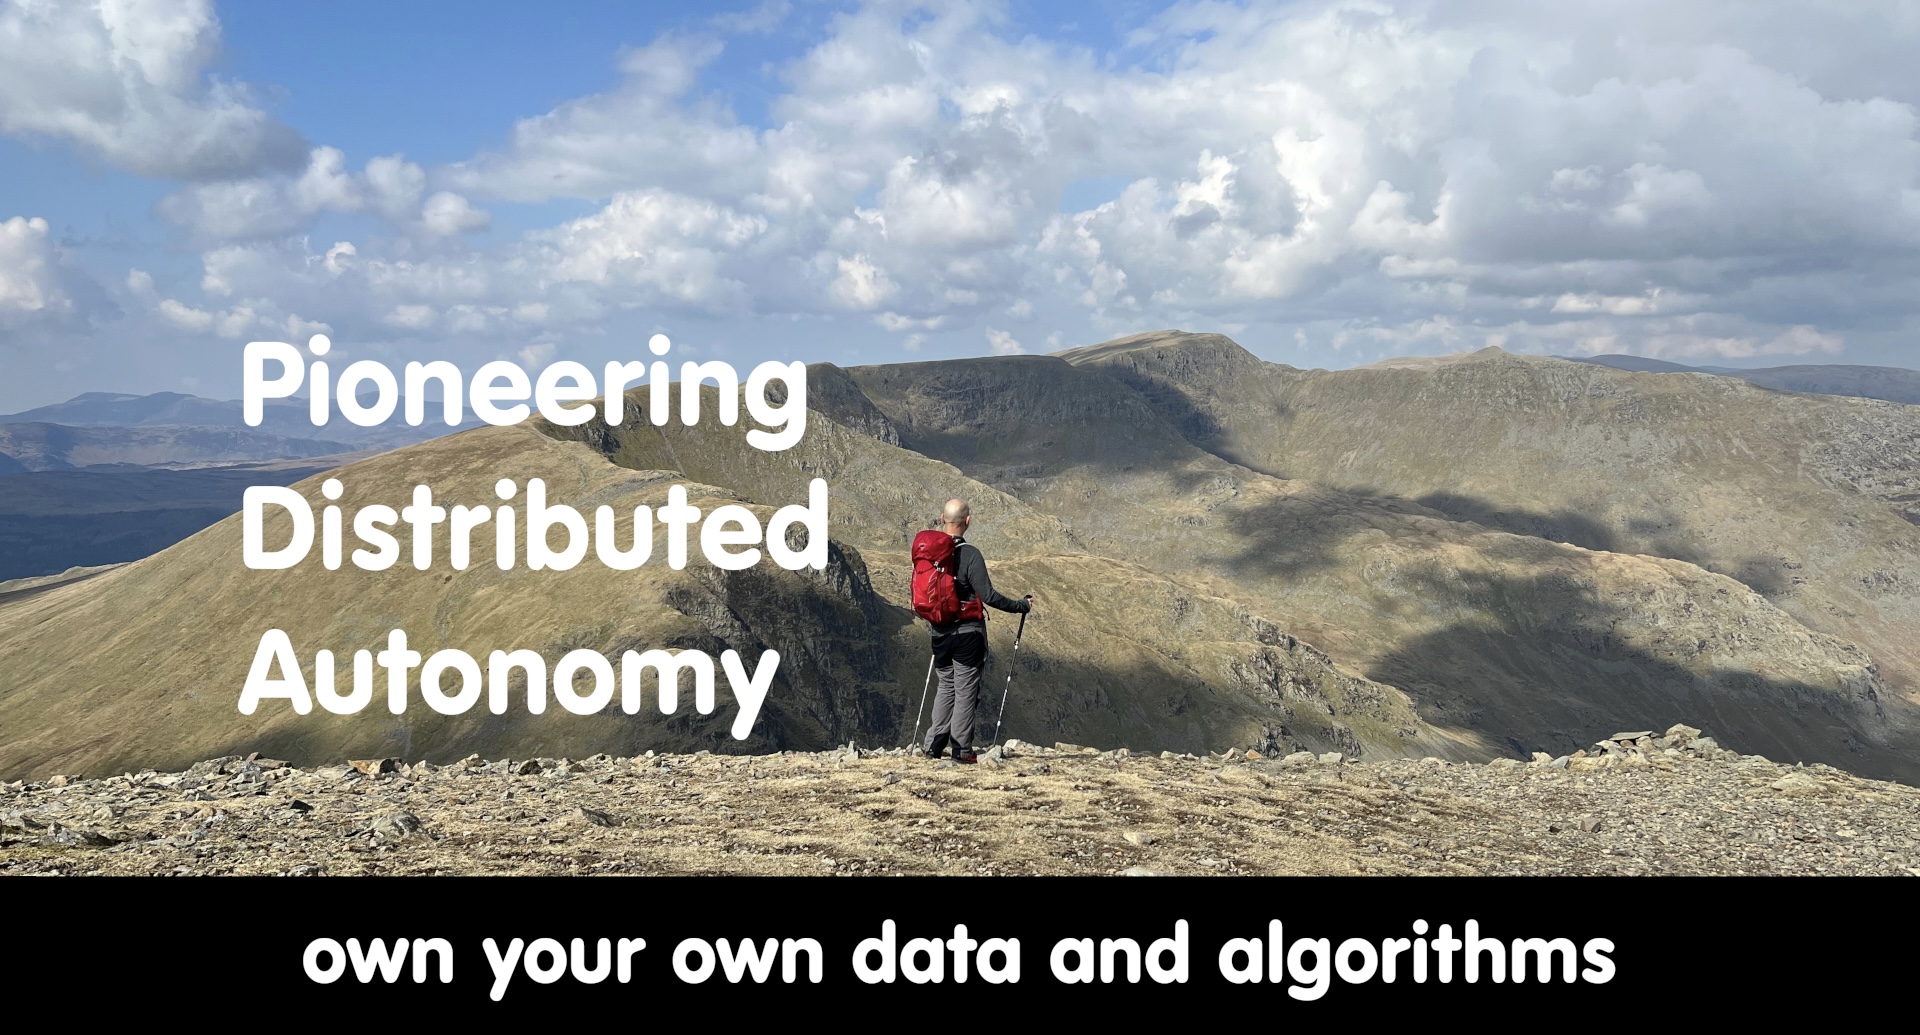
left=1059, top=332, right=1920, bottom=700
left=1, top=333, right=1914, bottom=782
left=852, top=346, right=1908, bottom=776
left=1565, top=353, right=1920, bottom=404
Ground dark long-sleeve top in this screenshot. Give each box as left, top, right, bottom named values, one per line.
left=941, top=535, right=1029, bottom=633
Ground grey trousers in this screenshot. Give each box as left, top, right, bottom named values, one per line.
left=925, top=633, right=986, bottom=754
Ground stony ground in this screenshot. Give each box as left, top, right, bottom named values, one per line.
left=4, top=725, right=1916, bottom=876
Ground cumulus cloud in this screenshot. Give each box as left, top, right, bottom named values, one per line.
left=528, top=189, right=766, bottom=310
left=438, top=33, right=763, bottom=204
left=384, top=304, right=437, bottom=330
left=0, top=215, right=68, bottom=319
left=153, top=297, right=264, bottom=337
left=986, top=328, right=1025, bottom=355
left=876, top=311, right=944, bottom=332
left=36, top=0, right=1920, bottom=371
left=829, top=254, right=896, bottom=309
left=139, top=186, right=773, bottom=353
left=0, top=0, right=304, bottom=179
left=125, top=250, right=323, bottom=343
left=366, top=2, right=1905, bottom=363
left=0, top=1, right=488, bottom=253
left=157, top=146, right=492, bottom=242
left=420, top=191, right=491, bottom=236
left=147, top=290, right=322, bottom=340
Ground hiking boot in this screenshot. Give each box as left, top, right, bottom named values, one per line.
left=953, top=749, right=978, bottom=764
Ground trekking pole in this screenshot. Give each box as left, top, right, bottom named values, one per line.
left=990, top=609, right=1028, bottom=746
left=907, top=653, right=935, bottom=750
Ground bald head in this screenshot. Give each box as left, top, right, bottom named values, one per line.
left=941, top=498, right=971, bottom=534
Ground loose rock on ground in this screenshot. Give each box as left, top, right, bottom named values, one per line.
left=2, top=727, right=1914, bottom=876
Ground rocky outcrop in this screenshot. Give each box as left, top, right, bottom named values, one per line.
left=800, top=362, right=901, bottom=447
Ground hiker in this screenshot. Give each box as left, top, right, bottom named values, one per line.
left=912, top=498, right=1032, bottom=763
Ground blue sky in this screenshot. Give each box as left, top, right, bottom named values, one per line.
left=2, top=0, right=1918, bottom=410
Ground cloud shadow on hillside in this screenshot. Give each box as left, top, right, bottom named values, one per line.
left=1199, top=491, right=1399, bottom=584
left=1410, top=491, right=1625, bottom=555
left=1359, top=559, right=1915, bottom=783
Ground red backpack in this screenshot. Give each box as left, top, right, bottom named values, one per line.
left=911, top=530, right=985, bottom=625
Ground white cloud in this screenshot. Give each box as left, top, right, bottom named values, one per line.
left=873, top=153, right=1028, bottom=252
left=56, top=0, right=1920, bottom=374
left=986, top=328, right=1025, bottom=355
left=157, top=146, right=357, bottom=239
left=528, top=189, right=766, bottom=310
left=155, top=297, right=215, bottom=332
left=384, top=304, right=437, bottom=330
left=1764, top=325, right=1846, bottom=356
left=876, top=311, right=944, bottom=332
left=150, top=293, right=317, bottom=340
left=1606, top=165, right=1713, bottom=228
left=362, top=155, right=426, bottom=221
left=1637, top=323, right=1846, bottom=361
left=158, top=147, right=492, bottom=242
left=323, top=242, right=357, bottom=274
left=1550, top=291, right=1690, bottom=316
left=438, top=34, right=763, bottom=204
left=420, top=191, right=491, bottom=236
left=0, top=216, right=68, bottom=318
left=283, top=313, right=331, bottom=340
left=212, top=305, right=257, bottom=338
left=0, top=0, right=303, bottom=179
left=829, top=254, right=896, bottom=310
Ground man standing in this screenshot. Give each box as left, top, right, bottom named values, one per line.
left=921, top=498, right=1031, bottom=763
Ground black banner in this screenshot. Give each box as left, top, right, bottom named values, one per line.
left=9, top=876, right=1886, bottom=1014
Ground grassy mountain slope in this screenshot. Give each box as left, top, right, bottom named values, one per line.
left=2, top=342, right=1911, bottom=782
left=1062, top=332, right=1920, bottom=712
left=0, top=396, right=1443, bottom=779
left=851, top=350, right=1907, bottom=777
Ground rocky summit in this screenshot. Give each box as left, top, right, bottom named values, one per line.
left=4, top=725, right=1915, bottom=877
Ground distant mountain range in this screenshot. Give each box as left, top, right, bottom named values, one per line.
left=0, top=422, right=357, bottom=472
left=0, top=390, right=473, bottom=582
left=0, top=457, right=358, bottom=582
left=1566, top=355, right=1920, bottom=405
left=0, top=391, right=305, bottom=428
left=0, top=389, right=476, bottom=463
